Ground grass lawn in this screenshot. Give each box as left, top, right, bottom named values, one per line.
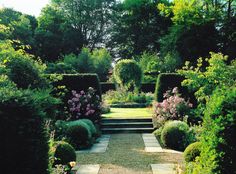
left=102, top=107, right=153, bottom=118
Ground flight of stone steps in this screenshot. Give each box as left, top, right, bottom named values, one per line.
left=101, top=117, right=154, bottom=134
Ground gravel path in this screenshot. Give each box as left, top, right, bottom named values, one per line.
left=76, top=134, right=183, bottom=174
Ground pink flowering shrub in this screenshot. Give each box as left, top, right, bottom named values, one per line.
left=154, top=87, right=192, bottom=125
left=68, top=87, right=101, bottom=122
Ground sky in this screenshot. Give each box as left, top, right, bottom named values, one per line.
left=0, top=0, right=50, bottom=17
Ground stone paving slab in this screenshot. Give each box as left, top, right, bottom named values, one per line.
left=151, top=164, right=176, bottom=174
left=145, top=147, right=163, bottom=152
left=144, top=142, right=160, bottom=147
left=142, top=133, right=163, bottom=152
left=72, top=164, right=100, bottom=174
left=77, top=135, right=110, bottom=153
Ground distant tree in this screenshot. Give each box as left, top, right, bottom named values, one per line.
left=35, top=5, right=83, bottom=62
left=52, top=0, right=117, bottom=51
left=0, top=8, right=36, bottom=52
left=158, top=0, right=236, bottom=63
left=109, top=0, right=172, bottom=59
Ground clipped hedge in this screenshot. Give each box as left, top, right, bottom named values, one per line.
left=100, top=82, right=116, bottom=93
left=155, top=73, right=184, bottom=102
left=155, top=73, right=196, bottom=105
left=51, top=73, right=102, bottom=98
left=141, top=83, right=156, bottom=93
left=0, top=89, right=49, bottom=174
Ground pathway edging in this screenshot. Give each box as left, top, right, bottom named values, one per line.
left=151, top=163, right=176, bottom=174
left=72, top=164, right=100, bottom=174
left=77, top=135, right=110, bottom=153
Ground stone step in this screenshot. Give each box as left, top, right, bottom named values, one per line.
left=101, top=127, right=153, bottom=134
left=101, top=122, right=153, bottom=128
left=101, top=117, right=152, bottom=123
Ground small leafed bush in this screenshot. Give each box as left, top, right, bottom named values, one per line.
left=54, top=120, right=69, bottom=140
left=103, top=88, right=153, bottom=106
left=68, top=88, right=102, bottom=122
left=66, top=121, right=92, bottom=149
left=0, top=41, right=48, bottom=89
left=184, top=142, right=201, bottom=162
left=114, top=59, right=143, bottom=90
left=54, top=141, right=76, bottom=165
left=154, top=87, right=192, bottom=125
left=161, top=120, right=192, bottom=151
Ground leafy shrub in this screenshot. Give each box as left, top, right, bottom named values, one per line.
left=101, top=102, right=111, bottom=114
left=103, top=88, right=153, bottom=106
left=161, top=121, right=192, bottom=151
left=178, top=52, right=236, bottom=116
left=190, top=87, right=236, bottom=174
left=54, top=120, right=69, bottom=140
left=0, top=88, right=49, bottom=174
left=54, top=141, right=76, bottom=165
left=114, top=59, right=143, bottom=90
left=184, top=142, right=201, bottom=162
left=66, top=121, right=92, bottom=149
left=0, top=41, right=48, bottom=89
left=68, top=88, right=102, bottom=122
left=153, top=87, right=192, bottom=125
left=100, top=82, right=156, bottom=94
left=0, top=74, right=17, bottom=89
left=153, top=127, right=163, bottom=139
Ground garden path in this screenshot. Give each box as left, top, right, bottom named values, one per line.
left=74, top=134, right=183, bottom=174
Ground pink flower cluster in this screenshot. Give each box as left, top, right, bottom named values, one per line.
left=154, top=87, right=192, bottom=124
left=68, top=87, right=101, bottom=121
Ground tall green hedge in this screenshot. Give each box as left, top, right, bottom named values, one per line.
left=100, top=82, right=116, bottom=93
left=154, top=73, right=196, bottom=106
left=0, top=89, right=49, bottom=174
left=52, top=73, right=102, bottom=97
left=155, top=73, right=184, bottom=102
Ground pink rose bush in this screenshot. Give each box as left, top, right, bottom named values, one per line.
left=68, top=87, right=101, bottom=122
left=154, top=87, right=192, bottom=125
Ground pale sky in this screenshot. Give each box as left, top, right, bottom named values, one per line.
left=0, top=0, right=50, bottom=17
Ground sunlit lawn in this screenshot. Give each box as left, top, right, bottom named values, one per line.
left=102, top=107, right=153, bottom=118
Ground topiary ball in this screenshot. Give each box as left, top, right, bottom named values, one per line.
left=184, top=142, right=201, bottom=162
left=54, top=141, right=76, bottom=165
left=161, top=120, right=190, bottom=151
left=66, top=121, right=92, bottom=149
left=80, top=119, right=97, bottom=137
left=114, top=59, right=142, bottom=90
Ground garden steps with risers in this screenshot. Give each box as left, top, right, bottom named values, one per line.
left=101, top=117, right=154, bottom=134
